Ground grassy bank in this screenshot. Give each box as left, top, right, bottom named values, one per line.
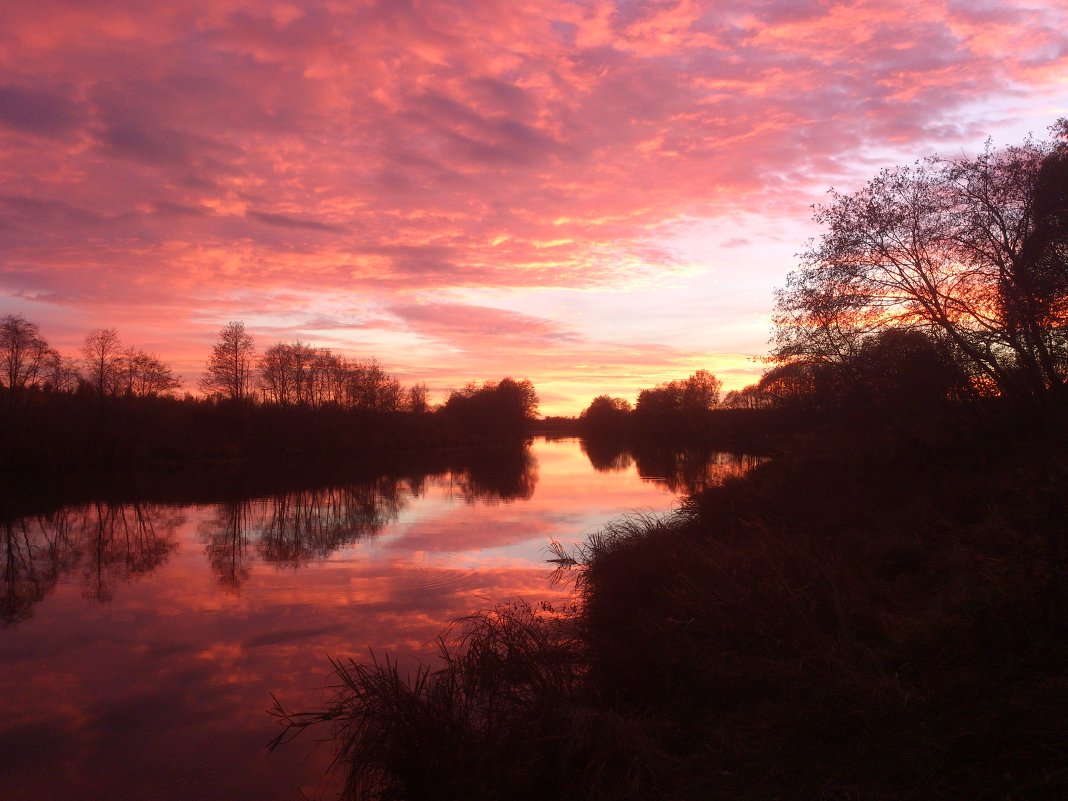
left=272, top=406, right=1068, bottom=800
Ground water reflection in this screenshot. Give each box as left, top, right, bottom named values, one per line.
left=1, top=443, right=762, bottom=622
left=203, top=501, right=253, bottom=590
left=2, top=503, right=182, bottom=624
left=2, top=513, right=75, bottom=625
left=3, top=446, right=542, bottom=613
left=202, top=479, right=407, bottom=588
left=631, top=447, right=765, bottom=494
left=0, top=438, right=764, bottom=801
left=579, top=438, right=634, bottom=473
left=580, top=438, right=765, bottom=494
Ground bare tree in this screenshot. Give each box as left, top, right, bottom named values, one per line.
left=121, top=347, right=181, bottom=397
left=346, top=358, right=402, bottom=411
left=43, top=349, right=79, bottom=393
left=406, top=381, right=430, bottom=413
left=313, top=349, right=346, bottom=406
left=258, top=341, right=320, bottom=405
left=254, top=342, right=409, bottom=410
left=81, top=328, right=124, bottom=397
left=258, top=342, right=295, bottom=405
left=1, top=313, right=50, bottom=390
left=201, top=321, right=256, bottom=401
left=773, top=120, right=1068, bottom=399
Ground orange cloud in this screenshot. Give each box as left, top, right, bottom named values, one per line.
left=1, top=0, right=1065, bottom=412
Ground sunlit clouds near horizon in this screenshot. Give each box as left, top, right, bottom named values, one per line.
left=1, top=0, right=1065, bottom=413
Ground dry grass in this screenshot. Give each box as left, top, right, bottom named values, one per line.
left=270, top=601, right=656, bottom=801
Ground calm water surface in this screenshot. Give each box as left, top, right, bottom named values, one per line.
left=1, top=438, right=760, bottom=800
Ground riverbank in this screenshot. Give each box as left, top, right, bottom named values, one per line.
left=578, top=411, right=1068, bottom=799
left=0, top=389, right=540, bottom=482
left=274, top=403, right=1068, bottom=800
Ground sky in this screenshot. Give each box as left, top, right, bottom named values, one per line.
left=1, top=1, right=1066, bottom=414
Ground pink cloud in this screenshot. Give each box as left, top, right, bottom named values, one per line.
left=389, top=301, right=581, bottom=345
left=1, top=0, right=1065, bottom=412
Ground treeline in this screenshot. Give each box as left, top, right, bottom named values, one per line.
left=0, top=317, right=540, bottom=475
left=579, top=369, right=724, bottom=438
left=0, top=316, right=429, bottom=411
left=578, top=369, right=800, bottom=444
left=1, top=315, right=178, bottom=398
left=723, top=328, right=969, bottom=417
left=197, top=321, right=432, bottom=411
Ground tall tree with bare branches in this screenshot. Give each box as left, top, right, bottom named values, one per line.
left=773, top=120, right=1068, bottom=399
left=1, top=314, right=50, bottom=391
left=201, top=321, right=256, bottom=401
left=81, top=328, right=124, bottom=397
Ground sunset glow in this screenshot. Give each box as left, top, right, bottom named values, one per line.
left=1, top=1, right=1065, bottom=413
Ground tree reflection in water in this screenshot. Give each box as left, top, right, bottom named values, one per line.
left=579, top=438, right=633, bottom=473
left=578, top=438, right=767, bottom=495
left=439, top=446, right=538, bottom=504
left=1, top=502, right=182, bottom=623
left=632, top=447, right=766, bottom=494
left=260, top=478, right=407, bottom=564
left=199, top=446, right=540, bottom=589
left=201, top=479, right=408, bottom=588
left=2, top=442, right=750, bottom=615
left=2, top=513, right=77, bottom=625
left=204, top=500, right=255, bottom=590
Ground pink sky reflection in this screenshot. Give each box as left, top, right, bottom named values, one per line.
left=0, top=438, right=690, bottom=799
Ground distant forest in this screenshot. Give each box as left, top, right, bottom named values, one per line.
left=0, top=316, right=543, bottom=474
left=2, top=311, right=755, bottom=475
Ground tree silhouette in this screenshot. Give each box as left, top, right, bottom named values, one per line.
left=442, top=377, right=539, bottom=436
left=81, top=327, right=124, bottom=397
left=579, top=395, right=632, bottom=437
left=121, top=347, right=182, bottom=397
left=42, top=350, right=79, bottom=393
left=201, top=321, right=256, bottom=402
left=634, top=370, right=722, bottom=432
left=406, top=381, right=430, bottom=414
left=774, top=120, right=1068, bottom=400
left=345, top=357, right=402, bottom=411
left=1, top=313, right=52, bottom=391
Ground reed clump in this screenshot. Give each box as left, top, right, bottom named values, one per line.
left=270, top=600, right=669, bottom=801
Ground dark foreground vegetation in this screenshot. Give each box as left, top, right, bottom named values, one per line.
left=271, top=403, right=1068, bottom=801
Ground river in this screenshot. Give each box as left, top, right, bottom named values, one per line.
left=0, top=437, right=761, bottom=800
